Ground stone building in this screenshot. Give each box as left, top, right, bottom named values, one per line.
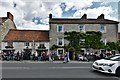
left=49, top=14, right=119, bottom=59
left=0, top=12, right=16, bottom=50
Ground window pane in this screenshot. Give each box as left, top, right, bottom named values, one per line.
left=80, top=39, right=85, bottom=45
left=25, top=42, right=29, bottom=46
left=58, top=25, right=63, bottom=32
left=58, top=50, right=63, bottom=54
left=58, top=38, right=62, bottom=45
left=58, top=38, right=63, bottom=46
left=100, top=25, right=105, bottom=32
left=7, top=42, right=13, bottom=46
left=80, top=25, right=84, bottom=32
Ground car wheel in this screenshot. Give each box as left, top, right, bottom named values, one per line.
left=116, top=67, right=120, bottom=77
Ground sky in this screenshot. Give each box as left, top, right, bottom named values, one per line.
left=0, top=0, right=120, bottom=30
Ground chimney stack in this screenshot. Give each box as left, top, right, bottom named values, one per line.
left=81, top=14, right=87, bottom=19
left=97, top=14, right=104, bottom=19
left=49, top=13, right=52, bottom=20
left=7, top=12, right=14, bottom=21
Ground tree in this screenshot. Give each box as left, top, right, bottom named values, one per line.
left=105, top=42, right=120, bottom=53
left=64, top=31, right=86, bottom=55
left=116, top=42, right=120, bottom=53
left=84, top=31, right=103, bottom=53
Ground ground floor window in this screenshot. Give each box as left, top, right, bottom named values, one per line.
left=100, top=49, right=106, bottom=54
left=57, top=48, right=64, bottom=55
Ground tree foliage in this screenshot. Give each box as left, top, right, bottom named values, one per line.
left=105, top=42, right=120, bottom=52
left=64, top=31, right=86, bottom=54
left=85, top=31, right=103, bottom=49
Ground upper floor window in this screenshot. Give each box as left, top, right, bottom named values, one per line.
left=100, top=25, right=106, bottom=33
left=101, top=39, right=106, bottom=45
left=24, top=42, right=29, bottom=46
left=79, top=25, right=85, bottom=32
left=57, top=25, right=63, bottom=32
left=80, top=39, right=85, bottom=45
left=7, top=42, right=13, bottom=46
left=57, top=38, right=64, bottom=46
left=38, top=44, right=46, bottom=49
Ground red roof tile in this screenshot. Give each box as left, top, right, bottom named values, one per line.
left=3, top=29, right=49, bottom=42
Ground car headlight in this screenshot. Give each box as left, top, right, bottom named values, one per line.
left=108, top=63, right=115, bottom=67
left=102, top=63, right=115, bottom=67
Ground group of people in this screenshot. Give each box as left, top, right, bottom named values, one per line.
left=0, top=50, right=116, bottom=62
left=1, top=51, right=24, bottom=61
left=77, top=52, right=116, bottom=61
left=78, top=53, right=89, bottom=61
left=32, top=51, right=47, bottom=61
left=1, top=51, right=48, bottom=61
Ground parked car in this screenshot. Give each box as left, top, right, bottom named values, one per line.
left=92, top=54, right=120, bottom=77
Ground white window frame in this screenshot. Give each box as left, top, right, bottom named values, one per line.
left=57, top=25, right=63, bottom=33
left=79, top=25, right=85, bottom=32
left=80, top=39, right=85, bottom=45
left=101, top=38, right=107, bottom=45
left=24, top=42, right=30, bottom=46
left=57, top=38, right=64, bottom=46
left=100, top=25, right=106, bottom=33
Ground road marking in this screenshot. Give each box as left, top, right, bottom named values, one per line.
left=1, top=67, right=29, bottom=69
left=49, top=67, right=91, bottom=69
left=1, top=67, right=91, bottom=70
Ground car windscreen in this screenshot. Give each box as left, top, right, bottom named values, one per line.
left=104, top=55, right=120, bottom=60
left=109, top=56, right=120, bottom=61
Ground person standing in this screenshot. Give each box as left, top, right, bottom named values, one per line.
left=49, top=51, right=53, bottom=62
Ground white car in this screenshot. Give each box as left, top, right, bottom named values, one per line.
left=92, top=55, right=120, bottom=77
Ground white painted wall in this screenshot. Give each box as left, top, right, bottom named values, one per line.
left=2, top=42, right=49, bottom=53
left=1, top=42, right=7, bottom=50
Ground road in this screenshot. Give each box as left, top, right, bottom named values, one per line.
left=0, top=61, right=120, bottom=80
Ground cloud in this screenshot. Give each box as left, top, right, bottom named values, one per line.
left=0, top=0, right=63, bottom=30
left=0, top=0, right=118, bottom=30
left=64, top=1, right=93, bottom=12
left=73, top=6, right=118, bottom=21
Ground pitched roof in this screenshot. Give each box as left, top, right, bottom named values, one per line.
left=3, top=29, right=49, bottom=42
left=49, top=14, right=119, bottom=24
left=49, top=18, right=119, bottom=24
left=0, top=12, right=14, bottom=23
left=0, top=17, right=8, bottom=23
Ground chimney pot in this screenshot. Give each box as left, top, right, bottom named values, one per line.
left=7, top=12, right=14, bottom=21
left=97, top=14, right=104, bottom=19
left=81, top=14, right=87, bottom=19
left=49, top=13, right=52, bottom=20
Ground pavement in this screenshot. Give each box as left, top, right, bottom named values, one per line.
left=0, top=60, right=93, bottom=63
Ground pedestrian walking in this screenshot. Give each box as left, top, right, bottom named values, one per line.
left=63, top=52, right=68, bottom=63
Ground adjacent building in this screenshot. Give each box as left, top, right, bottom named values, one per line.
left=2, top=29, right=49, bottom=55
left=118, top=33, right=120, bottom=42
left=0, top=12, right=16, bottom=50
left=49, top=14, right=119, bottom=58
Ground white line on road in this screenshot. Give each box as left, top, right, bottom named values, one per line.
left=49, top=67, right=91, bottom=69
left=0, top=67, right=29, bottom=69
left=1, top=67, right=91, bottom=70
